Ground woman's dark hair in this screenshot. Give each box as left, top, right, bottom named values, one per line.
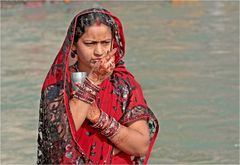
left=74, top=9, right=116, bottom=43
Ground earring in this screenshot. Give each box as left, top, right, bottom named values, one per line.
left=71, top=50, right=78, bottom=58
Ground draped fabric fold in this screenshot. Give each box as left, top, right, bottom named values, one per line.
left=37, top=8, right=159, bottom=164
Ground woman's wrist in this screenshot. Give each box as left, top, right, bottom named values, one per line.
left=87, top=73, right=102, bottom=86
left=91, top=110, right=121, bottom=138
left=73, top=77, right=101, bottom=105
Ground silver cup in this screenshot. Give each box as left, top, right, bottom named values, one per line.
left=71, top=72, right=87, bottom=90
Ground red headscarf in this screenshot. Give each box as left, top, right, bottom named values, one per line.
left=37, top=8, right=159, bottom=164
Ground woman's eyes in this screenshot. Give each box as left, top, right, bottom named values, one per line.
left=85, top=42, right=95, bottom=46
left=84, top=41, right=111, bottom=46
left=102, top=41, right=111, bottom=46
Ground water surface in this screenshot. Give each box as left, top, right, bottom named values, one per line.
left=1, top=1, right=239, bottom=164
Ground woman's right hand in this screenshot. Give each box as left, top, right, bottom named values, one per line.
left=88, top=48, right=117, bottom=85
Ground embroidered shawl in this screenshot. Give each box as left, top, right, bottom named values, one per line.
left=37, top=8, right=159, bottom=164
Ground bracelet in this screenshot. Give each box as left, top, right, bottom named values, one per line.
left=84, top=77, right=101, bottom=92
left=73, top=91, right=95, bottom=104
left=91, top=110, right=121, bottom=138
left=91, top=110, right=109, bottom=130
left=73, top=77, right=100, bottom=104
left=101, top=117, right=120, bottom=138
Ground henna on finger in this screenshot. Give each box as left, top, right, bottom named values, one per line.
left=88, top=48, right=117, bottom=85
left=108, top=48, right=117, bottom=57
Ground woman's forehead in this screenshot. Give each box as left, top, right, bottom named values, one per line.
left=81, top=23, right=112, bottom=40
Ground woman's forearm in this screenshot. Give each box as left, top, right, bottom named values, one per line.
left=87, top=106, right=150, bottom=157
left=69, top=98, right=91, bottom=130
left=109, top=120, right=150, bottom=157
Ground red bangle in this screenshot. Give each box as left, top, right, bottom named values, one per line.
left=73, top=77, right=100, bottom=104
left=101, top=117, right=120, bottom=138
left=91, top=110, right=121, bottom=138
left=91, top=110, right=109, bottom=129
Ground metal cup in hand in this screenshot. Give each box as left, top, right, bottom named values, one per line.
left=71, top=72, right=87, bottom=91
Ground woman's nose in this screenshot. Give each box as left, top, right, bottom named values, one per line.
left=94, top=44, right=104, bottom=56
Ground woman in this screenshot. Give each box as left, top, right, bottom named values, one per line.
left=37, top=8, right=159, bottom=164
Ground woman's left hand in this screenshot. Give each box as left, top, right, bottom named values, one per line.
left=88, top=48, right=117, bottom=85
left=87, top=103, right=101, bottom=123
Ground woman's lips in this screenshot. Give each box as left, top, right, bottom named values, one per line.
left=91, top=59, right=101, bottom=64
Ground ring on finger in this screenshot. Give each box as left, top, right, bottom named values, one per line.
left=110, top=62, right=115, bottom=67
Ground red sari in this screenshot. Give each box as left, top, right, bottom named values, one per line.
left=37, top=8, right=159, bottom=164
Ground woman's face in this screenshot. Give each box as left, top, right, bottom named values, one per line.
left=73, top=22, right=113, bottom=73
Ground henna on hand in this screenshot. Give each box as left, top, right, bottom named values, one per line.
left=88, top=48, right=117, bottom=85
left=87, top=103, right=101, bottom=123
